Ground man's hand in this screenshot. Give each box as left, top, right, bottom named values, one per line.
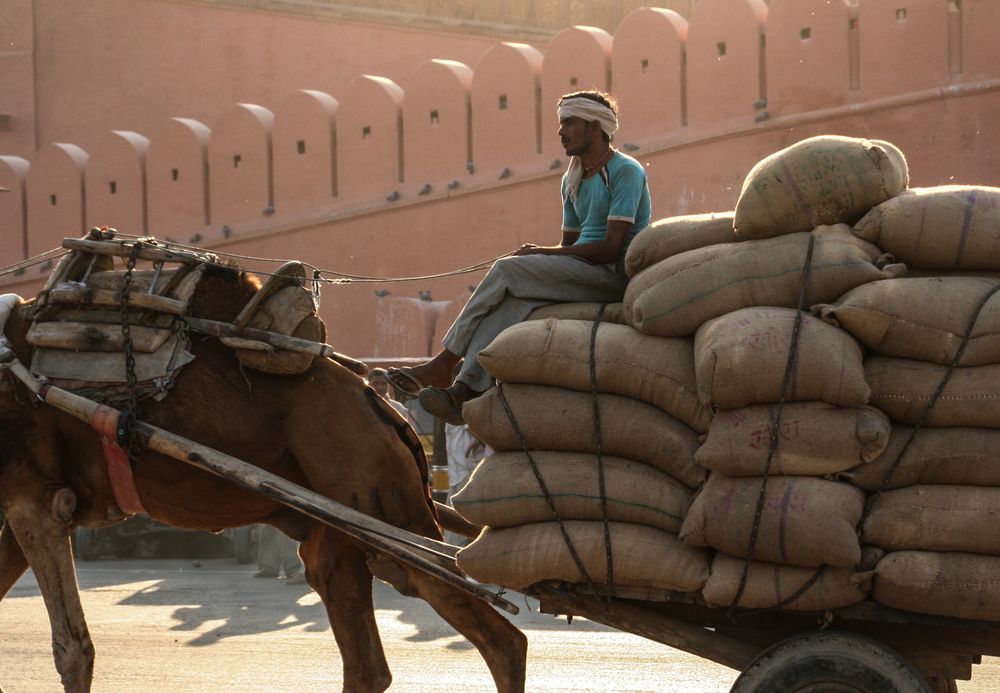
left=512, top=243, right=545, bottom=256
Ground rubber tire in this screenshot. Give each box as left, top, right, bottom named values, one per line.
left=730, top=631, right=933, bottom=693
left=926, top=678, right=958, bottom=693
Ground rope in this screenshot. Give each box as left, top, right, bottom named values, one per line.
left=109, top=232, right=509, bottom=285
left=737, top=266, right=1000, bottom=617
left=727, top=234, right=816, bottom=618
left=858, top=280, right=1000, bottom=527
left=0, top=247, right=71, bottom=278
left=496, top=382, right=595, bottom=590
left=589, top=303, right=614, bottom=597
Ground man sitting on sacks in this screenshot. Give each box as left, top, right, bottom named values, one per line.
left=386, top=90, right=652, bottom=424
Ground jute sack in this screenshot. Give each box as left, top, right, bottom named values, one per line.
left=463, top=384, right=705, bottom=488
left=816, top=277, right=1000, bottom=367
left=841, top=426, right=1000, bottom=491
left=734, top=135, right=909, bottom=238
left=853, top=186, right=1000, bottom=271
left=862, top=485, right=1000, bottom=555
left=873, top=551, right=1000, bottom=622
left=456, top=521, right=711, bottom=592
left=703, top=553, right=870, bottom=611
left=477, top=319, right=711, bottom=432
left=451, top=451, right=692, bottom=533
left=624, top=212, right=736, bottom=277
left=527, top=302, right=626, bottom=325
left=695, top=402, right=889, bottom=477
left=865, top=356, right=1000, bottom=428
left=624, top=225, right=903, bottom=338
left=679, top=474, right=864, bottom=568
left=694, top=307, right=870, bottom=410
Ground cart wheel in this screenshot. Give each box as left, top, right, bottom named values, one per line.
left=926, top=678, right=958, bottom=693
left=730, top=631, right=933, bottom=693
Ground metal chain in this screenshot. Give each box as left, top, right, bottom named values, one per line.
left=119, top=242, right=143, bottom=459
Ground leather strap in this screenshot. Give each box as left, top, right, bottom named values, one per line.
left=90, top=404, right=146, bottom=515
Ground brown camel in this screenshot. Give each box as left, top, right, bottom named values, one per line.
left=0, top=262, right=526, bottom=692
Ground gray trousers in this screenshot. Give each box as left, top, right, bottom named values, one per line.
left=442, top=254, right=627, bottom=392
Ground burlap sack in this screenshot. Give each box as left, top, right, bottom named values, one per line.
left=863, top=485, right=1000, bottom=554
left=478, top=319, right=711, bottom=432
left=452, top=451, right=692, bottom=533
left=817, top=277, right=1000, bottom=367
left=694, top=307, right=870, bottom=410
left=463, top=384, right=705, bottom=487
left=865, top=356, right=1000, bottom=428
left=624, top=212, right=737, bottom=278
left=734, top=135, right=909, bottom=238
left=527, top=302, right=626, bottom=325
left=696, top=403, right=889, bottom=476
left=679, top=474, right=864, bottom=568
left=456, top=521, right=711, bottom=592
left=703, top=553, right=870, bottom=611
left=853, top=186, right=1000, bottom=271
left=624, top=226, right=903, bottom=338
left=841, top=426, right=1000, bottom=491
left=874, top=551, right=1000, bottom=622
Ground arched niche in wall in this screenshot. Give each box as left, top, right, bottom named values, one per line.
left=858, top=0, right=950, bottom=99
left=540, top=26, right=612, bottom=159
left=85, top=130, right=149, bottom=236
left=686, top=0, right=768, bottom=130
left=962, top=0, right=1000, bottom=80
left=612, top=8, right=688, bottom=147
left=26, top=143, right=88, bottom=257
left=147, top=117, right=210, bottom=241
left=403, top=59, right=473, bottom=192
left=273, top=89, right=338, bottom=219
left=208, top=103, right=274, bottom=234
left=336, top=75, right=404, bottom=205
left=470, top=42, right=544, bottom=179
left=766, top=0, right=852, bottom=117
left=0, top=156, right=29, bottom=261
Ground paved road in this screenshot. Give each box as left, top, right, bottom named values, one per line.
left=0, top=559, right=997, bottom=692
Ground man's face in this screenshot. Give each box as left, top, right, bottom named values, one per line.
left=370, top=376, right=389, bottom=398
left=558, top=116, right=600, bottom=156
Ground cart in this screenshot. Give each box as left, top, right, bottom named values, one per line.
left=4, top=234, right=993, bottom=692
left=525, top=580, right=998, bottom=692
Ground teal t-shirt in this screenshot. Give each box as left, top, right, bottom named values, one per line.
left=561, top=151, right=651, bottom=251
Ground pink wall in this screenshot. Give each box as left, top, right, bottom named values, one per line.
left=403, top=60, right=474, bottom=192
left=470, top=43, right=545, bottom=179
left=146, top=118, right=211, bottom=240
left=2, top=2, right=1000, bottom=360
left=0, top=0, right=504, bottom=159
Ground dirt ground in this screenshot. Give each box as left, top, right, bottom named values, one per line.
left=1, top=558, right=997, bottom=692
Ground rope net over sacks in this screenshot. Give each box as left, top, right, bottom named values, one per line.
left=449, top=134, right=1000, bottom=621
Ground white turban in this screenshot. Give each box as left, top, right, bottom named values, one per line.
left=558, top=97, right=619, bottom=203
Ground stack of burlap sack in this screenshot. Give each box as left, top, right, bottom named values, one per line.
left=453, top=134, right=1000, bottom=621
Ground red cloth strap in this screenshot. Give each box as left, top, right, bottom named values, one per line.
left=90, top=405, right=146, bottom=515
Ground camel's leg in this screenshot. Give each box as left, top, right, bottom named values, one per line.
left=371, top=558, right=528, bottom=693
left=5, top=488, right=94, bottom=693
left=298, top=523, right=392, bottom=693
left=0, top=518, right=29, bottom=600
